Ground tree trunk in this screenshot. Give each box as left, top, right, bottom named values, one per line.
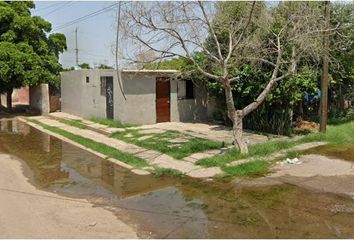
left=320, top=0, right=330, bottom=133
left=223, top=79, right=248, bottom=154
left=298, top=101, right=304, bottom=118
left=7, top=88, right=13, bottom=112
left=233, top=112, right=248, bottom=154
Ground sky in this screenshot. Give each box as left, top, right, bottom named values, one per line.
left=31, top=1, right=283, bottom=69
left=32, top=1, right=118, bottom=68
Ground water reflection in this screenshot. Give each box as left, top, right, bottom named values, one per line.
left=303, top=144, right=354, bottom=162
left=0, top=120, right=354, bottom=238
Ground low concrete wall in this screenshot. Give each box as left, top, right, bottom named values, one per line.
left=0, top=94, right=6, bottom=107
left=29, top=84, right=50, bottom=115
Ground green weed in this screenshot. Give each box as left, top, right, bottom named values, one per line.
left=90, top=117, right=135, bottom=128
left=111, top=129, right=223, bottom=159
left=152, top=167, right=184, bottom=177
left=58, top=118, right=87, bottom=129
left=223, top=160, right=270, bottom=177
left=285, top=150, right=301, bottom=159
left=198, top=121, right=354, bottom=169
left=28, top=119, right=147, bottom=168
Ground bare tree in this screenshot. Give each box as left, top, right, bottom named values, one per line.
left=120, top=1, right=325, bottom=153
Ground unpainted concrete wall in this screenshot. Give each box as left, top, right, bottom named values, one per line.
left=29, top=84, right=50, bottom=115
left=61, top=70, right=107, bottom=119
left=174, top=81, right=209, bottom=122
left=60, top=69, right=212, bottom=124
left=116, top=72, right=157, bottom=124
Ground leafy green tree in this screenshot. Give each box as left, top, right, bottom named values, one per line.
left=328, top=3, right=354, bottom=112
left=122, top=1, right=327, bottom=153
left=97, top=64, right=113, bottom=69
left=0, top=1, right=66, bottom=111
left=79, top=63, right=91, bottom=69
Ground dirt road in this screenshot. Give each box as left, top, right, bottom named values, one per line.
left=240, top=154, right=354, bottom=198
left=0, top=153, right=137, bottom=238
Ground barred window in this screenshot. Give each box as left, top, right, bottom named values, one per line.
left=178, top=80, right=194, bottom=99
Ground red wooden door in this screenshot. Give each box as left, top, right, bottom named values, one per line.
left=156, top=77, right=170, bottom=123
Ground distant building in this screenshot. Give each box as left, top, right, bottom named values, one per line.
left=60, top=69, right=214, bottom=124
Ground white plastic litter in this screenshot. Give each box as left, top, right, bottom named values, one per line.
left=277, top=158, right=302, bottom=165
left=285, top=157, right=302, bottom=164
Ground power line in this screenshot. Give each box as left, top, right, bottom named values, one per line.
left=52, top=3, right=118, bottom=31
left=43, top=2, right=74, bottom=17
left=34, top=2, right=65, bottom=12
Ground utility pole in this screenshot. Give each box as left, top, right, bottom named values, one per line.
left=75, top=27, right=79, bottom=66
left=320, top=1, right=330, bottom=133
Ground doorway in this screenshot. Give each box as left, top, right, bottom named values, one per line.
left=156, top=77, right=170, bottom=123
left=105, top=77, right=114, bottom=119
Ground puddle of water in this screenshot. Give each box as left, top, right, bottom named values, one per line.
left=303, top=144, right=354, bottom=162
left=1, top=120, right=354, bottom=238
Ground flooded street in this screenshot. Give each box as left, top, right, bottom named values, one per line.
left=1, top=119, right=354, bottom=238
left=303, top=144, right=354, bottom=162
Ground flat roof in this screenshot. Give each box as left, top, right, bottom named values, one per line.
left=121, top=69, right=179, bottom=74
left=60, top=69, right=180, bottom=75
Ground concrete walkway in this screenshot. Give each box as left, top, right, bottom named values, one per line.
left=50, top=112, right=122, bottom=135
left=49, top=112, right=279, bottom=145
left=135, top=122, right=273, bottom=145
left=26, top=116, right=222, bottom=178
left=48, top=112, right=282, bottom=163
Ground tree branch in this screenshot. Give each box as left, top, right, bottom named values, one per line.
left=242, top=32, right=284, bottom=117
left=225, top=1, right=256, bottom=63
left=198, top=1, right=224, bottom=61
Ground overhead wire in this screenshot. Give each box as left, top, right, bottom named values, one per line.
left=34, top=2, right=65, bottom=12
left=52, top=3, right=118, bottom=31
left=43, top=1, right=74, bottom=17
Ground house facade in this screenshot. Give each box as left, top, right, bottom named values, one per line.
left=60, top=69, right=214, bottom=124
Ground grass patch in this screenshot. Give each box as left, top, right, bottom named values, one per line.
left=28, top=119, right=147, bottom=168
left=248, top=140, right=295, bottom=156
left=196, top=148, right=245, bottom=167
left=152, top=167, right=184, bottom=177
left=198, top=121, right=354, bottom=169
left=90, top=117, right=134, bottom=128
left=58, top=118, right=87, bottom=129
left=300, top=120, right=354, bottom=145
left=196, top=139, right=295, bottom=167
left=285, top=150, right=301, bottom=159
left=223, top=160, right=270, bottom=177
left=111, top=129, right=223, bottom=159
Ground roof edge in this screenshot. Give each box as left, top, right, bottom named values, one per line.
left=121, top=69, right=180, bottom=74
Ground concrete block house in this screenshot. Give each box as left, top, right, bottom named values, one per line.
left=60, top=69, right=214, bottom=124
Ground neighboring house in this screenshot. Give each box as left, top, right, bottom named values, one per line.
left=60, top=69, right=214, bottom=125
left=0, top=87, right=30, bottom=107
left=0, top=85, right=57, bottom=114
